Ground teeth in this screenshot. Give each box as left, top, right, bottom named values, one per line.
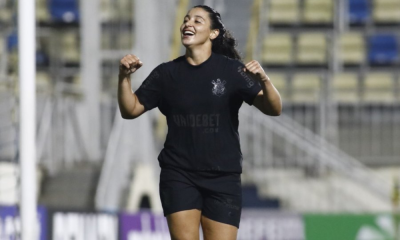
left=184, top=31, right=194, bottom=35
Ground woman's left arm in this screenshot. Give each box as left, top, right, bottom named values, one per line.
left=244, top=60, right=282, bottom=116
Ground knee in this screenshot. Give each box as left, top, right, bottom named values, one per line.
left=167, top=209, right=201, bottom=240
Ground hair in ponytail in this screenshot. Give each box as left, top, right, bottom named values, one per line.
left=193, top=5, right=242, bottom=61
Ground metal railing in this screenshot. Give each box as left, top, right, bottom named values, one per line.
left=239, top=105, right=392, bottom=212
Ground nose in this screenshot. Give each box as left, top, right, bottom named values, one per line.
left=184, top=22, right=193, bottom=28
left=184, top=18, right=195, bottom=27
left=182, top=23, right=192, bottom=33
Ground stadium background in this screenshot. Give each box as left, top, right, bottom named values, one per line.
left=0, top=0, right=400, bottom=239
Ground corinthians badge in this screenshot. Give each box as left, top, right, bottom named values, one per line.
left=211, top=79, right=226, bottom=97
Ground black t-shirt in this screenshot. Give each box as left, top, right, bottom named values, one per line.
left=135, top=52, right=262, bottom=173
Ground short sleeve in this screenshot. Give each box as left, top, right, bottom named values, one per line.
left=134, top=64, right=164, bottom=111
left=234, top=62, right=262, bottom=105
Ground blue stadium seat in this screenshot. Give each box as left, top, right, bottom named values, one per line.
left=7, top=32, right=18, bottom=52
left=368, top=34, right=399, bottom=65
left=49, top=0, right=79, bottom=23
left=348, top=0, right=370, bottom=24
left=36, top=50, right=49, bottom=67
left=7, top=33, right=49, bottom=66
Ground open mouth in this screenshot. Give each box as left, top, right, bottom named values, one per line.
left=183, top=30, right=195, bottom=37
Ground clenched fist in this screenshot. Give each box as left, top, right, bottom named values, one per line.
left=243, top=60, right=270, bottom=83
left=119, top=54, right=143, bottom=76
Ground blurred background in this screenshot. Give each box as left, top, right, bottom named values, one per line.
left=0, top=0, right=400, bottom=239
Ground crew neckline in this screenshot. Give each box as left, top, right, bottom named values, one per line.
left=183, top=52, right=214, bottom=68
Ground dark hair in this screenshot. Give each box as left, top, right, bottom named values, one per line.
left=193, top=5, right=242, bottom=61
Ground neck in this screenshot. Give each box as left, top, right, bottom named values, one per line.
left=184, top=44, right=212, bottom=66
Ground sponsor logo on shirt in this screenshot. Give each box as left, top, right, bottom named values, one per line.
left=172, top=113, right=220, bottom=133
left=211, top=79, right=226, bottom=97
left=237, top=66, right=255, bottom=88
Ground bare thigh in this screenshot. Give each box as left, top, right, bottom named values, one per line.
left=201, top=214, right=238, bottom=240
left=166, top=209, right=202, bottom=240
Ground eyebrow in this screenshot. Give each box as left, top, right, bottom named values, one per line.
left=184, top=15, right=205, bottom=21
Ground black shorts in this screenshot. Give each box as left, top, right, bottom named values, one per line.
left=159, top=166, right=242, bottom=228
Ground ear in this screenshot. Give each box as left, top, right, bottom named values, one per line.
left=210, top=29, right=220, bottom=40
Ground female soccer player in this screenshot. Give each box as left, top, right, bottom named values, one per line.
left=118, top=5, right=282, bottom=240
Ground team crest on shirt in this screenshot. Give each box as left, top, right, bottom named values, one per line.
left=211, top=79, right=226, bottom=97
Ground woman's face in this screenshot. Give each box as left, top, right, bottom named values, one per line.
left=180, top=7, right=219, bottom=48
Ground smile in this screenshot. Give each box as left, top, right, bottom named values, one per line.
left=184, top=30, right=194, bottom=35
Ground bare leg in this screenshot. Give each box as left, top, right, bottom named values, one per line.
left=201, top=215, right=238, bottom=240
left=166, top=209, right=202, bottom=240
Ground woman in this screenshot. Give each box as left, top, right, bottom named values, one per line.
left=118, top=5, right=282, bottom=240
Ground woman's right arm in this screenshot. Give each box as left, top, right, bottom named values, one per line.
left=118, top=54, right=145, bottom=119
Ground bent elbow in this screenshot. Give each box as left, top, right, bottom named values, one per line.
left=265, top=108, right=282, bottom=116
left=269, top=103, right=282, bottom=116
left=267, top=112, right=281, bottom=117
left=120, top=110, right=137, bottom=120
left=273, top=108, right=282, bottom=116
left=121, top=114, right=138, bottom=120
left=120, top=113, right=130, bottom=119
left=272, top=111, right=281, bottom=116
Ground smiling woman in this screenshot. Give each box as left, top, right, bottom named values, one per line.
left=181, top=5, right=242, bottom=62
left=117, top=4, right=282, bottom=240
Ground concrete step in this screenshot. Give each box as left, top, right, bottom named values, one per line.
left=253, top=168, right=391, bottom=212
left=39, top=162, right=101, bottom=210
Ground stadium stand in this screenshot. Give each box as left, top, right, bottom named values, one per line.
left=118, top=31, right=133, bottom=50
left=368, top=34, right=399, bottom=65
left=36, top=0, right=50, bottom=22
left=348, top=0, right=370, bottom=24
left=268, top=0, right=300, bottom=25
left=100, top=0, right=133, bottom=22
left=0, top=3, right=12, bottom=23
left=261, top=33, right=293, bottom=66
left=332, top=73, right=360, bottom=103
left=6, top=32, right=17, bottom=52
left=5, top=32, right=49, bottom=67
left=2, top=0, right=399, bottom=217
left=60, top=31, right=80, bottom=64
left=296, top=33, right=328, bottom=66
left=363, top=73, right=396, bottom=103
left=0, top=37, right=3, bottom=56
left=49, top=0, right=80, bottom=23
left=36, top=71, right=51, bottom=90
left=291, top=73, right=321, bottom=103
left=36, top=50, right=49, bottom=67
left=39, top=163, right=100, bottom=210
left=372, top=0, right=400, bottom=24
left=302, top=0, right=334, bottom=25
left=255, top=167, right=390, bottom=212
left=397, top=75, right=400, bottom=100
left=118, top=0, right=133, bottom=22
left=339, top=32, right=365, bottom=65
